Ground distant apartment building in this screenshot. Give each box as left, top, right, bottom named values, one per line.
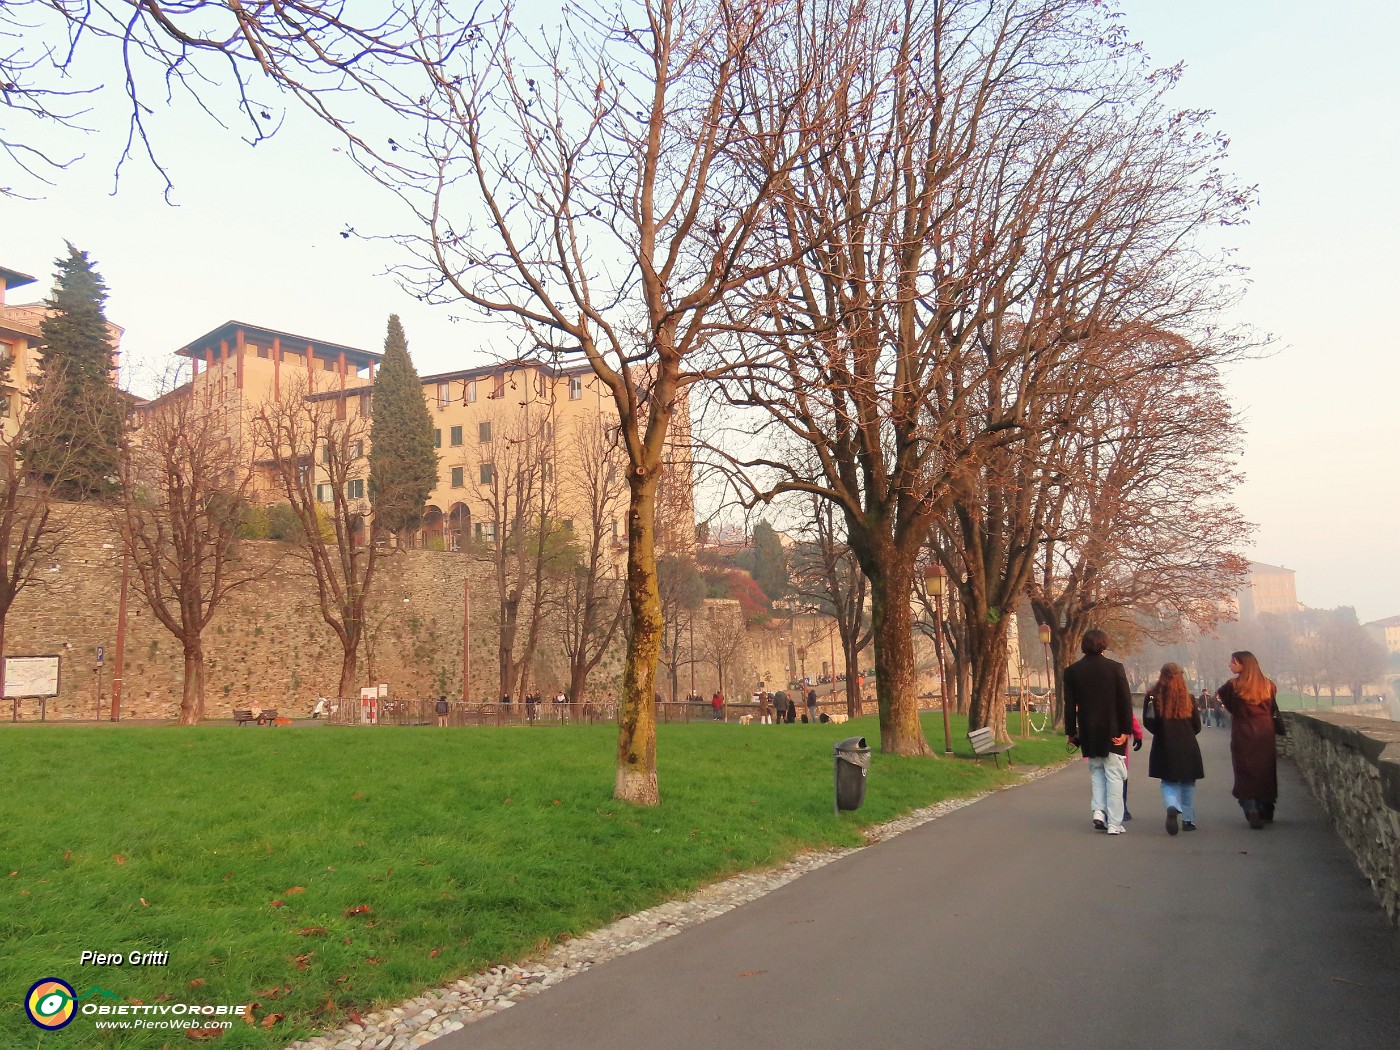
left=1364, top=616, right=1400, bottom=655
left=159, top=320, right=693, bottom=550
left=1235, top=561, right=1299, bottom=620
left=1, top=264, right=125, bottom=443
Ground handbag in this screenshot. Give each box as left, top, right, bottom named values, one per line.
left=1142, top=695, right=1158, bottom=724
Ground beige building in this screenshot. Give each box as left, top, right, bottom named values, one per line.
left=162, top=320, right=692, bottom=549
left=1235, top=561, right=1299, bottom=620
left=1364, top=616, right=1400, bottom=655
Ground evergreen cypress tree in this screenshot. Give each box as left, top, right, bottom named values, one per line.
left=26, top=244, right=125, bottom=499
left=368, top=314, right=438, bottom=536
left=752, top=519, right=790, bottom=601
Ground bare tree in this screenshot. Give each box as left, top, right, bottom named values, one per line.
left=120, top=381, right=256, bottom=724
left=2, top=1, right=466, bottom=195
left=697, top=600, right=747, bottom=705
left=469, top=405, right=565, bottom=702
left=339, top=0, right=854, bottom=803
left=251, top=376, right=380, bottom=699
left=1028, top=343, right=1252, bottom=726
left=708, top=0, right=1253, bottom=750
left=555, top=418, right=628, bottom=704
left=788, top=496, right=870, bottom=717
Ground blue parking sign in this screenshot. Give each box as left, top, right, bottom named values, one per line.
left=96, top=645, right=104, bottom=664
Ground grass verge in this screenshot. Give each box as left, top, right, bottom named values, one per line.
left=1, top=714, right=1065, bottom=1048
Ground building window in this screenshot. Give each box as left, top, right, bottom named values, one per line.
left=569, top=376, right=583, bottom=400
left=351, top=440, right=365, bottom=460
left=451, top=466, right=464, bottom=488
left=316, top=483, right=330, bottom=503
left=491, top=373, right=505, bottom=399
left=466, top=379, right=477, bottom=403
left=434, top=428, right=441, bottom=449
left=480, top=463, right=494, bottom=485
left=478, top=421, right=492, bottom=443
left=346, top=478, right=365, bottom=500
left=321, top=444, right=332, bottom=466
left=475, top=521, right=497, bottom=541
left=359, top=392, right=372, bottom=416
left=254, top=344, right=268, bottom=359
left=323, top=357, right=335, bottom=371
left=450, top=425, right=463, bottom=447
left=437, top=382, right=451, bottom=408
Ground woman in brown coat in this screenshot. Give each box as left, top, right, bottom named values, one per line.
left=1143, top=663, right=1205, bottom=835
left=1216, top=651, right=1283, bottom=829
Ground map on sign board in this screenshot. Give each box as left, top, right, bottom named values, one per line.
left=4, top=655, right=61, bottom=698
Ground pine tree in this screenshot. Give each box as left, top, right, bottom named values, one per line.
left=368, top=315, right=437, bottom=536
left=25, top=244, right=124, bottom=499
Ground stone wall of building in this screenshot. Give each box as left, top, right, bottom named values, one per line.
left=1283, top=711, right=1400, bottom=925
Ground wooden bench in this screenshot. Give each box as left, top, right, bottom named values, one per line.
left=233, top=709, right=279, bottom=726
left=968, top=726, right=1014, bottom=768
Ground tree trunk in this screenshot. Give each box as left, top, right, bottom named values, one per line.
left=338, top=643, right=357, bottom=700
left=843, top=636, right=862, bottom=718
left=615, top=472, right=661, bottom=805
left=179, top=639, right=205, bottom=726
left=867, top=561, right=934, bottom=756
left=966, top=614, right=1011, bottom=742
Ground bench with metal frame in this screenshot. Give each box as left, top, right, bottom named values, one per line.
left=968, top=726, right=1014, bottom=768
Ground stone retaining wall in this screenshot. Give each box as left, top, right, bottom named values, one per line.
left=1283, top=711, right=1400, bottom=925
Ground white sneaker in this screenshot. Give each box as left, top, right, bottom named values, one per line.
left=1092, top=810, right=1107, bottom=830
left=1107, top=825, right=1126, bottom=835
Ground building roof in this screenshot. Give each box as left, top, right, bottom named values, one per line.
left=419, top=357, right=591, bottom=384
left=0, top=266, right=37, bottom=291
left=1364, top=615, right=1400, bottom=628
left=175, top=321, right=380, bottom=365
left=1247, top=561, right=1294, bottom=575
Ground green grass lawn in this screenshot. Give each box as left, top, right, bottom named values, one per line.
left=1, top=715, right=1065, bottom=1048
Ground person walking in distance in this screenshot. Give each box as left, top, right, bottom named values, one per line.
left=1143, top=663, right=1205, bottom=835
left=1063, top=629, right=1135, bottom=835
left=1216, top=651, right=1284, bottom=829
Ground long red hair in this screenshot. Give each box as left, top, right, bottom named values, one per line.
left=1152, top=663, right=1194, bottom=719
left=1231, top=651, right=1274, bottom=705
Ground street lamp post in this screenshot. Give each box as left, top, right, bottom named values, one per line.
left=1038, top=622, right=1054, bottom=730
left=797, top=646, right=807, bottom=690
left=925, top=563, right=952, bottom=754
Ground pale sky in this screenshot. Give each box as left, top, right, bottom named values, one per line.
left=3, top=1, right=1397, bottom=620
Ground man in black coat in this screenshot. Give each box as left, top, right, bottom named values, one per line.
left=1063, top=629, right=1134, bottom=835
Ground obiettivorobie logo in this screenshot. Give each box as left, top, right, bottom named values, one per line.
left=25, top=978, right=79, bottom=1030
left=24, top=979, right=245, bottom=1032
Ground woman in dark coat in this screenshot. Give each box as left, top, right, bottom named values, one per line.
left=1143, top=663, right=1205, bottom=836
left=1216, top=651, right=1282, bottom=829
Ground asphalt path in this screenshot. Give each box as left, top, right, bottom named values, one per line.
left=433, top=726, right=1400, bottom=1050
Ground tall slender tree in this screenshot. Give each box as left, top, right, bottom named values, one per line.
left=25, top=244, right=124, bottom=499
left=369, top=315, right=437, bottom=539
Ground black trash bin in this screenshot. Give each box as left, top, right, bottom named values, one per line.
left=834, top=736, right=871, bottom=813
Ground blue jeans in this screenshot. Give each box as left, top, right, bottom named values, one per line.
left=1088, top=754, right=1127, bottom=828
left=1160, top=781, right=1196, bottom=822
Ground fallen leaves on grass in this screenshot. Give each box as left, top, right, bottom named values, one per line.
left=292, top=953, right=315, bottom=971
left=189, top=979, right=205, bottom=989
left=112, top=854, right=127, bottom=865
left=261, top=1012, right=285, bottom=1028
left=364, top=957, right=382, bottom=966
left=186, top=1026, right=226, bottom=1041
left=269, top=900, right=285, bottom=908
left=429, top=948, right=441, bottom=958
left=284, top=886, right=305, bottom=895
left=343, top=904, right=372, bottom=917
left=140, top=898, right=149, bottom=906
left=297, top=926, right=328, bottom=937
